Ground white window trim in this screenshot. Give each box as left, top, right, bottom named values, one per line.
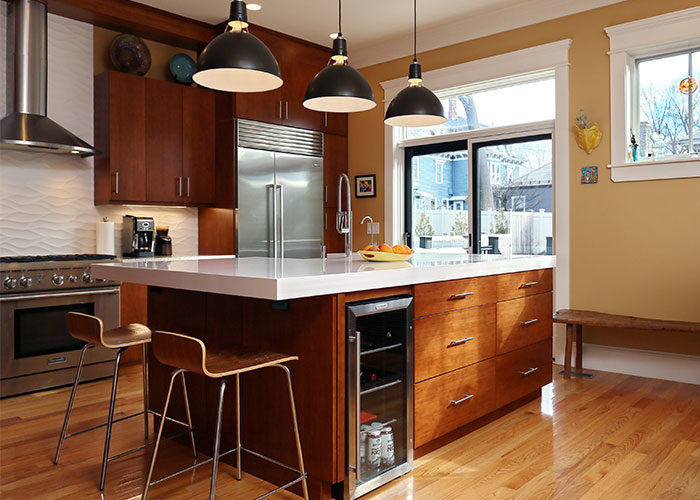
left=605, top=6, right=700, bottom=182
left=380, top=39, right=571, bottom=320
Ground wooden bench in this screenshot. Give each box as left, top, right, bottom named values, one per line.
left=553, top=309, right=700, bottom=379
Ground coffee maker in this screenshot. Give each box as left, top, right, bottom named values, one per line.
left=122, top=215, right=154, bottom=257
left=154, top=226, right=172, bottom=256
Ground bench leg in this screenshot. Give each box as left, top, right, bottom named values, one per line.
left=575, top=324, right=583, bottom=372
left=564, top=324, right=573, bottom=379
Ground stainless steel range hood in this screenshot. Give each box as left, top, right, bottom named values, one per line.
left=0, top=0, right=96, bottom=157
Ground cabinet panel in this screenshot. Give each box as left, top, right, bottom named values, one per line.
left=323, top=133, right=348, bottom=208
left=496, top=268, right=553, bottom=302
left=280, top=43, right=324, bottom=130
left=414, top=276, right=498, bottom=317
left=322, top=112, right=348, bottom=136
left=496, top=292, right=553, bottom=354
left=146, top=79, right=183, bottom=203
left=414, top=304, right=496, bottom=382
left=94, top=71, right=146, bottom=203
left=414, top=358, right=496, bottom=447
left=495, top=340, right=552, bottom=407
left=183, top=85, right=216, bottom=204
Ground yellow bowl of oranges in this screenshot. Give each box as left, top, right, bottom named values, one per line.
left=358, top=243, right=414, bottom=262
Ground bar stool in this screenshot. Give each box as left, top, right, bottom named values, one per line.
left=143, top=331, right=309, bottom=500
left=54, top=312, right=197, bottom=491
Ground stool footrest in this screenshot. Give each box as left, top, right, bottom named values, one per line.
left=255, top=473, right=308, bottom=500
left=64, top=410, right=145, bottom=439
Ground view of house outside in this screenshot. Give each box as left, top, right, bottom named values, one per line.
left=406, top=78, right=555, bottom=257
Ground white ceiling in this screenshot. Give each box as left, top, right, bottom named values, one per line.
left=136, top=0, right=624, bottom=67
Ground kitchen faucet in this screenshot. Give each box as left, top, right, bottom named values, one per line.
left=336, top=173, right=352, bottom=258
left=361, top=216, right=376, bottom=246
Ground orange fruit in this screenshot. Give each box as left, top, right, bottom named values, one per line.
left=379, top=243, right=394, bottom=253
left=393, top=244, right=405, bottom=254
left=402, top=245, right=413, bottom=254
left=364, top=244, right=380, bottom=252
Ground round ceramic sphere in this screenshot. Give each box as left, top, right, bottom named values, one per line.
left=109, top=34, right=151, bottom=76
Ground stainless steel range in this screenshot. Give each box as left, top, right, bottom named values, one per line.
left=0, top=254, right=120, bottom=397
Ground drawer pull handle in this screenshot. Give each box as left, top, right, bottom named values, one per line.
left=521, top=318, right=539, bottom=326
left=520, top=281, right=539, bottom=288
left=519, top=367, right=539, bottom=376
left=449, top=394, right=474, bottom=406
left=447, top=337, right=475, bottom=347
left=449, top=292, right=474, bottom=300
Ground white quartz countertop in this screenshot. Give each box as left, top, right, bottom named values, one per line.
left=92, top=253, right=556, bottom=300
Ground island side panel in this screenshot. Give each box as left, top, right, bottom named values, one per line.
left=146, top=287, right=341, bottom=500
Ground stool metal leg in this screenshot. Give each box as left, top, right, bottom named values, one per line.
left=142, top=343, right=149, bottom=439
left=99, top=347, right=125, bottom=491
left=210, top=377, right=228, bottom=500
left=235, top=373, right=242, bottom=480
left=278, top=364, right=309, bottom=500
left=143, top=368, right=185, bottom=500
left=54, top=343, right=92, bottom=465
left=180, top=371, right=198, bottom=458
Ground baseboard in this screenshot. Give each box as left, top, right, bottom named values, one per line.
left=553, top=329, right=700, bottom=385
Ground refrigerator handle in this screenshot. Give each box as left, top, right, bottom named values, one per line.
left=277, top=184, right=284, bottom=259
left=267, top=184, right=277, bottom=259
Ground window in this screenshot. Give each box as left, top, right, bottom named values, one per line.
left=637, top=48, right=700, bottom=159
left=436, top=163, right=444, bottom=184
left=510, top=195, right=526, bottom=211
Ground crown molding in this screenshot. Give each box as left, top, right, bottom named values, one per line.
left=354, top=0, right=622, bottom=68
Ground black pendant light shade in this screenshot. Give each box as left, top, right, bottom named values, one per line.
left=384, top=0, right=446, bottom=127
left=193, top=1, right=282, bottom=93
left=302, top=0, right=375, bottom=113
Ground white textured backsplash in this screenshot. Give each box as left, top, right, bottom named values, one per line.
left=0, top=10, right=198, bottom=257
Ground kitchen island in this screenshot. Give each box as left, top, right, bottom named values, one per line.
left=92, top=254, right=555, bottom=500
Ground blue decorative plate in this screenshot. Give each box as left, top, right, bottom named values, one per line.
left=170, top=53, right=196, bottom=84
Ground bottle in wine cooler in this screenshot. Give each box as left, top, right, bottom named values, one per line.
left=380, top=426, right=395, bottom=466
left=359, top=425, right=370, bottom=466
left=367, top=429, right=382, bottom=471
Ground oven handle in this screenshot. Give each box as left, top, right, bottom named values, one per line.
left=0, top=287, right=120, bottom=302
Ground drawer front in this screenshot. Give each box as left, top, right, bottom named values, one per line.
left=497, top=292, right=553, bottom=354
left=414, top=275, right=497, bottom=317
left=415, top=304, right=496, bottom=382
left=496, top=340, right=552, bottom=407
left=414, top=358, right=496, bottom=447
left=496, top=268, right=553, bottom=302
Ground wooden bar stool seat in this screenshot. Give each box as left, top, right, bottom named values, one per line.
left=143, top=331, right=309, bottom=500
left=54, top=313, right=196, bottom=491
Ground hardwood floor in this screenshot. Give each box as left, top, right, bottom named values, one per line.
left=1, top=364, right=699, bottom=499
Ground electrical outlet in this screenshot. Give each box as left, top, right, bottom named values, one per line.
left=372, top=222, right=380, bottom=234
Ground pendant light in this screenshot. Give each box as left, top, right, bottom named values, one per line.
left=303, top=0, right=375, bottom=113
left=193, top=0, right=282, bottom=93
left=384, top=0, right=446, bottom=127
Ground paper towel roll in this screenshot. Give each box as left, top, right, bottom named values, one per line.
left=96, top=220, right=115, bottom=255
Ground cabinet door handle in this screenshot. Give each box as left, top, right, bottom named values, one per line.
left=521, top=318, right=539, bottom=326
left=285, top=101, right=288, bottom=120
left=186, top=177, right=190, bottom=197
left=520, top=281, right=539, bottom=288
left=324, top=185, right=328, bottom=203
left=114, top=171, right=119, bottom=194
left=447, top=337, right=474, bottom=348
left=449, top=291, right=474, bottom=300
left=519, top=367, right=538, bottom=376
left=449, top=394, right=474, bottom=406
left=325, top=112, right=328, bottom=127
left=279, top=100, right=283, bottom=119
left=177, top=177, right=183, bottom=197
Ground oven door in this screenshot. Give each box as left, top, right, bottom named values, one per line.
left=0, top=286, right=120, bottom=379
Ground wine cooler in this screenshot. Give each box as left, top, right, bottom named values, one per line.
left=345, top=295, right=414, bottom=499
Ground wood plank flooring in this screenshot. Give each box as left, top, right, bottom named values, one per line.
left=1, top=364, right=699, bottom=499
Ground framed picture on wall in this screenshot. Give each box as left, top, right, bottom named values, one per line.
left=355, top=174, right=376, bottom=198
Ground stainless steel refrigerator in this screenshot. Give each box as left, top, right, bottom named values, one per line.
left=236, top=119, right=323, bottom=258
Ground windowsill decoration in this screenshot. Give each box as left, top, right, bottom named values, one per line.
left=574, top=109, right=602, bottom=154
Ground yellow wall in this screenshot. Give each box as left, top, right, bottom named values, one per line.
left=349, top=0, right=700, bottom=355
left=93, top=26, right=197, bottom=81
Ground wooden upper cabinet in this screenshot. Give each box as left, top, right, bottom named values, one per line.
left=323, top=133, right=348, bottom=208
left=183, top=85, right=216, bottom=205
left=94, top=71, right=146, bottom=203
left=322, top=111, right=348, bottom=136
left=146, top=78, right=183, bottom=203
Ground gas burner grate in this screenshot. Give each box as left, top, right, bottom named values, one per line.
left=0, top=254, right=116, bottom=264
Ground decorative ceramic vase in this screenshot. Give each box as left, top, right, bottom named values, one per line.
left=575, top=124, right=602, bottom=154
left=109, top=34, right=151, bottom=76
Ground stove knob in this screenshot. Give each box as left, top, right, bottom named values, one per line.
left=69, top=275, right=78, bottom=283
left=3, top=277, right=17, bottom=289
left=82, top=272, right=92, bottom=283
left=19, top=276, right=32, bottom=288
left=52, top=274, right=65, bottom=286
